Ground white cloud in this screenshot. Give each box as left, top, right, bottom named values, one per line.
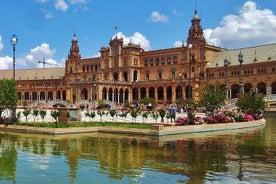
left=148, top=11, right=168, bottom=22
left=39, top=0, right=48, bottom=3
left=204, top=1, right=276, bottom=48
left=172, top=9, right=183, bottom=16
left=70, top=0, right=87, bottom=4
left=25, top=43, right=59, bottom=68
left=0, top=35, right=3, bottom=52
left=0, top=56, right=12, bottom=70
left=41, top=8, right=54, bottom=19
left=55, top=0, right=68, bottom=12
left=113, top=32, right=151, bottom=51
left=173, top=40, right=184, bottom=48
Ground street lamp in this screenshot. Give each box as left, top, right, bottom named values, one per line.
left=11, top=34, right=18, bottom=80
left=179, top=73, right=185, bottom=99
left=224, top=57, right=229, bottom=98
left=238, top=50, right=243, bottom=94
left=93, top=83, right=96, bottom=109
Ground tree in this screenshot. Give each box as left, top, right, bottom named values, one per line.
left=109, top=109, right=117, bottom=122
left=139, top=97, right=156, bottom=107
left=158, top=109, right=166, bottom=123
left=85, top=111, right=96, bottom=121
left=198, top=85, right=226, bottom=115
left=32, top=109, right=39, bottom=122
left=0, top=79, right=18, bottom=121
left=151, top=112, right=159, bottom=123
left=51, top=110, right=60, bottom=128
left=142, top=111, right=149, bottom=123
left=23, top=109, right=31, bottom=123
left=39, top=109, right=47, bottom=122
left=97, top=99, right=106, bottom=109
left=236, top=89, right=265, bottom=115
left=130, top=109, right=139, bottom=123
left=97, top=110, right=105, bottom=122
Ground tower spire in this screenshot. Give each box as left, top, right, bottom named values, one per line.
left=69, top=31, right=80, bottom=59
left=187, top=6, right=205, bottom=45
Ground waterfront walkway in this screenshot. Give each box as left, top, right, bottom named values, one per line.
left=0, top=118, right=266, bottom=136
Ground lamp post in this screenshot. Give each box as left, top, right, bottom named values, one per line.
left=179, top=73, right=185, bottom=99
left=93, top=83, right=96, bottom=109
left=238, top=50, right=243, bottom=94
left=11, top=34, right=18, bottom=80
left=10, top=34, right=18, bottom=120
left=224, top=57, right=229, bottom=98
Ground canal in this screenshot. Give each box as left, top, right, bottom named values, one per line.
left=0, top=117, right=275, bottom=184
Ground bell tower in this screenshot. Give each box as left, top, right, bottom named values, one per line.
left=187, top=8, right=205, bottom=45
left=68, top=32, right=81, bottom=59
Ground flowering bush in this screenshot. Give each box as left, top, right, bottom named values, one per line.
left=175, top=116, right=189, bottom=126
left=243, top=114, right=254, bottom=121
left=175, top=110, right=262, bottom=126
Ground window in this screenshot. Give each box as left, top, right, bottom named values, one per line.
left=171, top=71, right=176, bottom=79
left=161, top=57, right=165, bottom=65
left=146, top=72, right=150, bottom=80
left=150, top=58, right=154, bottom=66
left=134, top=58, right=138, bottom=66
left=167, top=57, right=171, bottom=64
left=173, top=56, right=177, bottom=64
left=144, top=59, right=148, bottom=66
left=155, top=58, right=159, bottom=65
left=158, top=71, right=162, bottom=79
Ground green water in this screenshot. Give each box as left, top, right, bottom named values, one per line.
left=0, top=117, right=275, bottom=184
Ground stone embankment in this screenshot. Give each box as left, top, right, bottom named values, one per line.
left=0, top=119, right=266, bottom=136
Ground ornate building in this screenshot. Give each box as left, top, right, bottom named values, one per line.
left=0, top=9, right=275, bottom=107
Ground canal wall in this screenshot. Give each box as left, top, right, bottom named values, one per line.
left=0, top=118, right=266, bottom=136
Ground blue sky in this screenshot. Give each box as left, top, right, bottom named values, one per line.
left=0, top=0, right=276, bottom=69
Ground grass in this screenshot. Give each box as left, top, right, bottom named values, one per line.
left=16, top=121, right=152, bottom=129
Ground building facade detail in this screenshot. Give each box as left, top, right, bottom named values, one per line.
left=0, top=9, right=275, bottom=108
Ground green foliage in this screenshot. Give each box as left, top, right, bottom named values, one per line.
left=130, top=109, right=139, bottom=123
left=17, top=111, right=21, bottom=119
left=109, top=109, right=117, bottom=117
left=32, top=109, right=39, bottom=122
left=236, top=90, right=265, bottom=115
left=199, top=85, right=226, bottom=114
left=158, top=109, right=166, bottom=122
left=97, top=110, right=105, bottom=122
left=97, top=99, right=106, bottom=109
left=139, top=97, right=156, bottom=107
left=0, top=79, right=18, bottom=118
left=142, top=111, right=149, bottom=123
left=39, top=109, right=47, bottom=122
left=50, top=110, right=60, bottom=127
left=151, top=112, right=159, bottom=123
left=23, top=109, right=31, bottom=123
left=17, top=121, right=152, bottom=129
left=119, top=111, right=128, bottom=118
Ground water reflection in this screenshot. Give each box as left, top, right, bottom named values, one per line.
left=0, top=118, right=275, bottom=184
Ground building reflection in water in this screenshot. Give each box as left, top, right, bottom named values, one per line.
left=0, top=122, right=274, bottom=184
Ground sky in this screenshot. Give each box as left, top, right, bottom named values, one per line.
left=0, top=0, right=276, bottom=70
